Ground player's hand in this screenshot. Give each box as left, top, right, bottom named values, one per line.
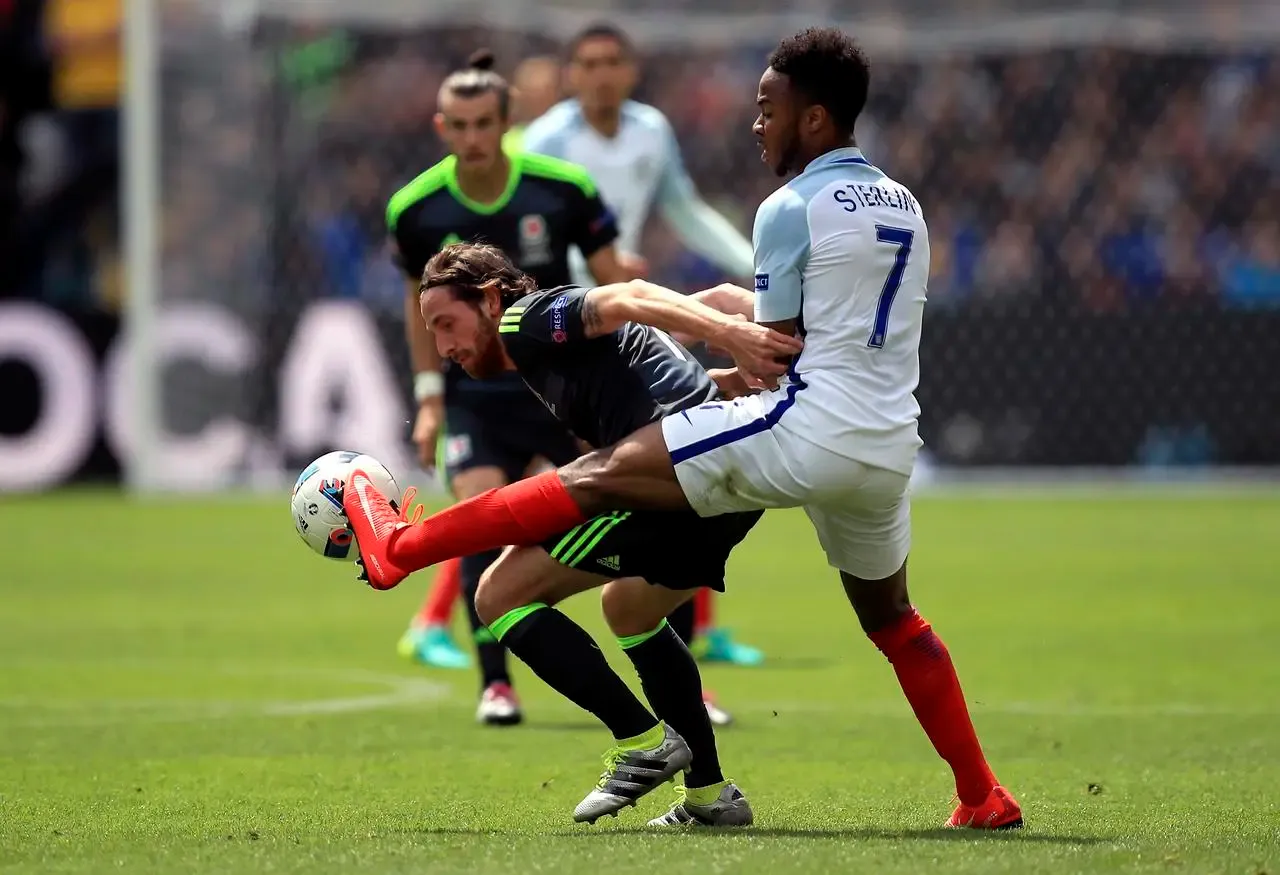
left=714, top=318, right=802, bottom=382
left=412, top=397, right=444, bottom=469
left=737, top=365, right=780, bottom=392
left=618, top=251, right=649, bottom=279
left=707, top=367, right=753, bottom=399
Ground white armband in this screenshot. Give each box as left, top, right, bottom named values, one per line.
left=413, top=371, right=444, bottom=403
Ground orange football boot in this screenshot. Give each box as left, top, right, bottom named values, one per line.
left=945, top=785, right=1024, bottom=830
left=343, top=469, right=418, bottom=590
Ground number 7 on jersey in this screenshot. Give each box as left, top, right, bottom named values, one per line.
left=868, top=225, right=915, bottom=349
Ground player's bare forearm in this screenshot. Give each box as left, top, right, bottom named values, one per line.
left=585, top=281, right=802, bottom=379
left=404, top=278, right=444, bottom=374
left=669, top=285, right=753, bottom=347
left=690, top=284, right=755, bottom=320
left=583, top=280, right=738, bottom=345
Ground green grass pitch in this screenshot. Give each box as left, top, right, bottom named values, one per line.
left=1, top=488, right=1277, bottom=874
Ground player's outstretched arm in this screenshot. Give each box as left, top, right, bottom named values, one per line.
left=652, top=111, right=755, bottom=278
left=583, top=281, right=801, bottom=378
left=669, top=284, right=754, bottom=349
left=688, top=283, right=755, bottom=320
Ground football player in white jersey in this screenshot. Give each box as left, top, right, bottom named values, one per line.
left=522, top=23, right=755, bottom=289
left=521, top=23, right=766, bottom=679
left=346, top=27, right=1023, bottom=831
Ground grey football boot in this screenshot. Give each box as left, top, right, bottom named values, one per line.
left=648, top=781, right=754, bottom=827
left=573, top=723, right=692, bottom=824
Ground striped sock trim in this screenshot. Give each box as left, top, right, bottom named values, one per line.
left=487, top=602, right=547, bottom=641
left=617, top=619, right=669, bottom=651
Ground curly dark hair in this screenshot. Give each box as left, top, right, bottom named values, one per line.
left=767, top=27, right=870, bottom=137
left=421, top=241, right=536, bottom=308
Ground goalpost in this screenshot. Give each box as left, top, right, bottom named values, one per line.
left=122, top=0, right=159, bottom=491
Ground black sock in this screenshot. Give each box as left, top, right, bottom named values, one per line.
left=666, top=596, right=696, bottom=646
left=461, top=549, right=510, bottom=691
left=497, top=606, right=658, bottom=740
left=620, top=621, right=724, bottom=788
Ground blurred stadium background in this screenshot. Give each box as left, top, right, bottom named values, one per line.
left=3, top=0, right=1279, bottom=489
left=1, top=2, right=1278, bottom=872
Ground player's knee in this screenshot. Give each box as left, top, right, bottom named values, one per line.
left=561, top=437, right=650, bottom=512
left=559, top=424, right=685, bottom=515
left=557, top=450, right=615, bottom=517
left=473, top=562, right=524, bottom=626
left=600, top=579, right=666, bottom=638
left=459, top=549, right=500, bottom=598
left=839, top=564, right=911, bottom=636
left=599, top=580, right=633, bottom=635
left=474, top=550, right=562, bottom=625
left=472, top=569, right=501, bottom=627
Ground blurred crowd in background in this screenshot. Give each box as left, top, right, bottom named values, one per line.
left=0, top=0, right=121, bottom=308
left=2, top=3, right=1279, bottom=317
left=280, top=31, right=1280, bottom=318
left=3, top=2, right=1279, bottom=470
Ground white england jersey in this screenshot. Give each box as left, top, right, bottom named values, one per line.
left=521, top=99, right=754, bottom=285
left=752, top=147, right=929, bottom=476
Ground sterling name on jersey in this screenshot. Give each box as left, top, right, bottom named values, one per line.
left=521, top=99, right=754, bottom=282
left=386, top=151, right=618, bottom=397
left=752, top=147, right=929, bottom=476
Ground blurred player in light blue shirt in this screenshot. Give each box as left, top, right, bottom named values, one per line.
left=502, top=55, right=561, bottom=156
left=521, top=23, right=763, bottom=687
left=522, top=23, right=755, bottom=288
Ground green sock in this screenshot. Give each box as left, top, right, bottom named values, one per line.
left=684, top=779, right=730, bottom=806
left=615, top=722, right=666, bottom=751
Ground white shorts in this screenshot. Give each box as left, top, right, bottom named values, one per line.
left=661, top=394, right=912, bottom=580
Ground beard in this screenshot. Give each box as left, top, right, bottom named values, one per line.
left=774, top=134, right=803, bottom=177
left=462, top=317, right=509, bottom=379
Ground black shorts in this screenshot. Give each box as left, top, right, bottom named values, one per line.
left=539, top=508, right=764, bottom=591
left=439, top=401, right=581, bottom=487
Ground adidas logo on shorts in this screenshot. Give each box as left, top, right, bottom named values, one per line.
left=597, top=555, right=621, bottom=572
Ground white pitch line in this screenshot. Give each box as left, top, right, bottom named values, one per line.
left=0, top=671, right=452, bottom=729
left=258, top=675, right=450, bottom=716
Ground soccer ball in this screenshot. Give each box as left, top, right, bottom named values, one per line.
left=291, top=451, right=402, bottom=560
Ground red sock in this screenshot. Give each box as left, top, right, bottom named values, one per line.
left=870, top=609, right=998, bottom=806
left=389, top=471, right=587, bottom=570
left=415, top=557, right=462, bottom=626
left=693, top=587, right=714, bottom=634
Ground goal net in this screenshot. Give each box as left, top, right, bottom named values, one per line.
left=124, top=0, right=1280, bottom=491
